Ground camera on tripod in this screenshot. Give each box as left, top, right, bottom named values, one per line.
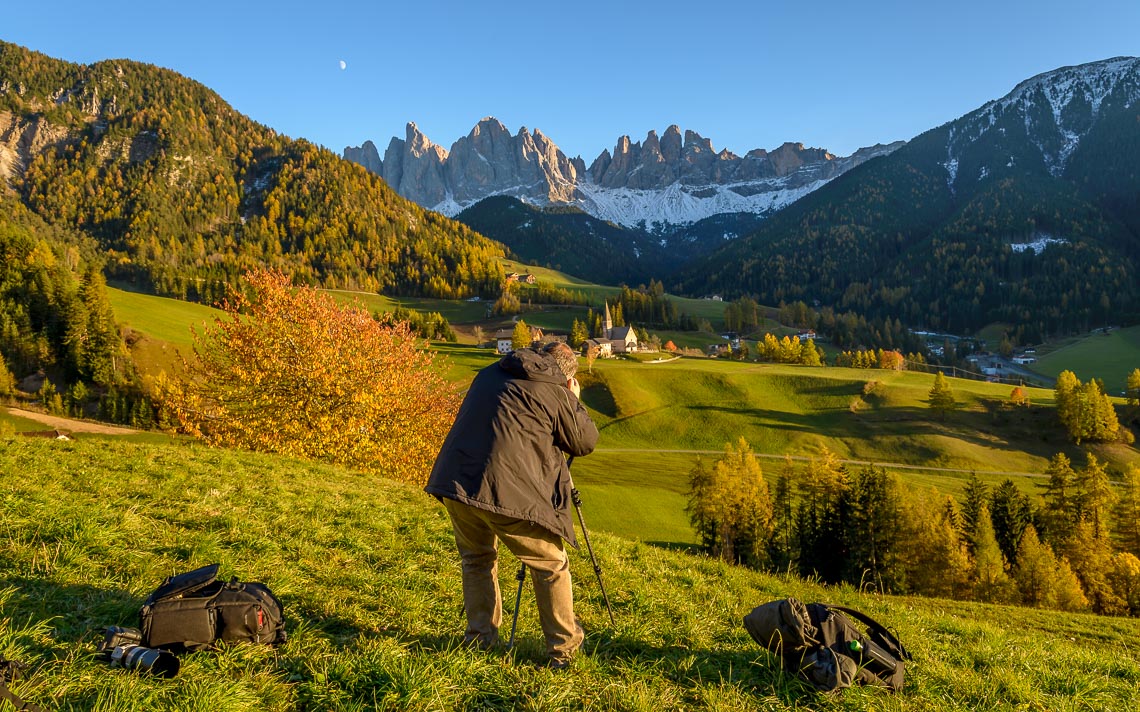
left=97, top=626, right=180, bottom=678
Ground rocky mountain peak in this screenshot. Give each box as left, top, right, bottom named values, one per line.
left=345, top=120, right=904, bottom=227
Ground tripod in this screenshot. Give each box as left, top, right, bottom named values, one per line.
left=507, top=457, right=615, bottom=649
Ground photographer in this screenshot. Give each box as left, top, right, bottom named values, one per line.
left=425, top=342, right=599, bottom=669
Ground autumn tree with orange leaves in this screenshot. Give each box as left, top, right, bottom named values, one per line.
left=159, top=269, right=460, bottom=483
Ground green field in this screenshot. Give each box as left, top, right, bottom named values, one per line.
left=1, top=436, right=1137, bottom=711
left=102, top=290, right=1140, bottom=546
left=1030, top=326, right=1140, bottom=395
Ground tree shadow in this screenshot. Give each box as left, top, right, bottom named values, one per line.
left=580, top=382, right=618, bottom=419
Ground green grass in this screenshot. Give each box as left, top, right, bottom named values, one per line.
left=1, top=436, right=1137, bottom=711
left=1030, top=326, right=1140, bottom=395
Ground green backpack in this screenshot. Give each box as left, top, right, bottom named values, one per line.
left=743, top=597, right=911, bottom=694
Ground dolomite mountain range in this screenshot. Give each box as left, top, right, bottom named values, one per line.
left=345, top=120, right=904, bottom=228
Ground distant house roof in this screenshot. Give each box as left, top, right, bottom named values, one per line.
left=610, top=326, right=636, bottom=341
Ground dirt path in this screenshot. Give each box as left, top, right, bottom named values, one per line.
left=6, top=407, right=139, bottom=435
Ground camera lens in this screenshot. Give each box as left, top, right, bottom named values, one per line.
left=111, top=644, right=181, bottom=678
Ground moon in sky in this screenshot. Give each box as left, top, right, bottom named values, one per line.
left=339, top=60, right=347, bottom=70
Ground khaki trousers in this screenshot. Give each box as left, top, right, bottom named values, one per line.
left=442, top=498, right=583, bottom=661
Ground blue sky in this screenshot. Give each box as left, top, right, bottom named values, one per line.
left=7, top=1, right=1138, bottom=160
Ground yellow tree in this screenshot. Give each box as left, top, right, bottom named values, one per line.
left=161, top=269, right=460, bottom=483
left=928, top=372, right=957, bottom=421
left=511, top=319, right=532, bottom=350
left=971, top=503, right=1017, bottom=604
left=1113, top=464, right=1140, bottom=557
left=687, top=438, right=773, bottom=567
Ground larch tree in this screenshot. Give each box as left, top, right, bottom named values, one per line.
left=1040, top=452, right=1078, bottom=546
left=1075, top=452, right=1114, bottom=539
left=1061, top=520, right=1123, bottom=614
left=686, top=438, right=773, bottom=568
left=1113, top=464, right=1140, bottom=558
left=1054, top=370, right=1081, bottom=436
left=928, top=372, right=957, bottom=421
left=1106, top=553, right=1140, bottom=616
left=160, top=269, right=461, bottom=484
left=511, top=319, right=532, bottom=350
left=1126, top=368, right=1140, bottom=408
left=1012, top=525, right=1087, bottom=611
left=971, top=503, right=1017, bottom=603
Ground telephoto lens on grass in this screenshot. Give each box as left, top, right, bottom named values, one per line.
left=110, top=644, right=180, bottom=678
left=97, top=626, right=180, bottom=679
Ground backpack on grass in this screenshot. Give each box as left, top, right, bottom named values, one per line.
left=139, top=563, right=287, bottom=652
left=743, top=597, right=911, bottom=694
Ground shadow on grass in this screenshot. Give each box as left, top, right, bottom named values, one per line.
left=0, top=575, right=141, bottom=647
left=586, top=631, right=817, bottom=706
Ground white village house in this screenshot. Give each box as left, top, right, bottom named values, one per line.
left=494, top=326, right=545, bottom=354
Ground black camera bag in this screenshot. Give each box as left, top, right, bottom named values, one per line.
left=139, top=563, right=287, bottom=652
left=743, top=597, right=910, bottom=693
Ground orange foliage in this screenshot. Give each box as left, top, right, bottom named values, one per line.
left=161, top=269, right=460, bottom=483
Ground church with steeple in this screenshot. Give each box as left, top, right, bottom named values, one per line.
left=586, top=302, right=639, bottom=355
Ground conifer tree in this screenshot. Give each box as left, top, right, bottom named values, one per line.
left=685, top=457, right=716, bottom=552
left=990, top=479, right=1032, bottom=567
left=686, top=439, right=773, bottom=567
left=960, top=473, right=989, bottom=554
left=847, top=465, right=905, bottom=591
left=902, top=493, right=972, bottom=598
left=767, top=457, right=797, bottom=572
left=928, top=372, right=957, bottom=420
left=795, top=447, right=851, bottom=582
left=569, top=319, right=588, bottom=348
left=0, top=354, right=13, bottom=400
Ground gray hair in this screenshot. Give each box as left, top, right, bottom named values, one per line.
left=543, top=341, right=578, bottom=380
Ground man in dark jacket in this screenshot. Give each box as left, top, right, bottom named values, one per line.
left=425, top=342, right=599, bottom=667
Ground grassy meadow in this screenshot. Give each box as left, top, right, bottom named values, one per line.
left=2, top=435, right=1138, bottom=711
left=1030, top=326, right=1140, bottom=395
left=100, top=287, right=1140, bottom=546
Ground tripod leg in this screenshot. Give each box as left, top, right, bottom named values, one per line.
left=506, top=562, right=527, bottom=649
left=571, top=486, right=616, bottom=626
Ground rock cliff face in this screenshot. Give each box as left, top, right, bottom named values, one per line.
left=0, top=111, right=70, bottom=187
left=345, top=118, right=903, bottom=227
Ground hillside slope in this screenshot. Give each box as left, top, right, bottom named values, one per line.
left=0, top=41, right=504, bottom=303
left=2, top=436, right=1138, bottom=711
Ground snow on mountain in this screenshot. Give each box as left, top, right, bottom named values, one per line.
left=943, top=57, right=1140, bottom=184
left=572, top=176, right=828, bottom=228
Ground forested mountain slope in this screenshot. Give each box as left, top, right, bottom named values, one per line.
left=677, top=58, right=1140, bottom=343
left=0, top=42, right=505, bottom=304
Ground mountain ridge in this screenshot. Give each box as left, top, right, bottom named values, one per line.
left=345, top=118, right=903, bottom=227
